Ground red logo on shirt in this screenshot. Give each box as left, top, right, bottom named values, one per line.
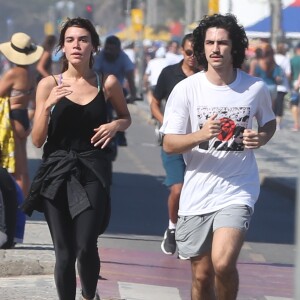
left=218, top=117, right=236, bottom=141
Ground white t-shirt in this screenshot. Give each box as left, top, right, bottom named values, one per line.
left=165, top=52, right=183, bottom=66
left=274, top=53, right=291, bottom=93
left=123, top=48, right=136, bottom=64
left=145, top=57, right=168, bottom=86
left=160, top=69, right=275, bottom=216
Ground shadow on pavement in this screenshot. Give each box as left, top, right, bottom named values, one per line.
left=262, top=176, right=297, bottom=200
left=107, top=172, right=169, bottom=237
left=28, top=159, right=296, bottom=245
left=27, top=170, right=169, bottom=238
left=246, top=184, right=295, bottom=245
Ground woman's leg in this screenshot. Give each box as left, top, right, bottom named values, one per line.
left=274, top=91, right=285, bottom=129
left=291, top=103, right=300, bottom=130
left=43, top=190, right=77, bottom=300
left=74, top=181, right=108, bottom=299
left=10, top=114, right=31, bottom=197
left=44, top=175, right=109, bottom=300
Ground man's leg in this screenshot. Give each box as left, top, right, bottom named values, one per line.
left=161, top=149, right=185, bottom=255
left=168, top=183, right=182, bottom=225
left=211, top=227, right=246, bottom=299
left=191, top=254, right=216, bottom=300
left=161, top=182, right=182, bottom=255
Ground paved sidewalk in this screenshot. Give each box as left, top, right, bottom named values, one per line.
left=0, top=220, right=295, bottom=300
left=0, top=102, right=298, bottom=300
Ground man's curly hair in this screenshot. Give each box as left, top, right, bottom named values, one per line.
left=193, top=14, right=248, bottom=71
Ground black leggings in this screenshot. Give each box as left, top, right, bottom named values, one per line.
left=273, top=91, right=286, bottom=117
left=43, top=179, right=108, bottom=300
left=0, top=167, right=17, bottom=249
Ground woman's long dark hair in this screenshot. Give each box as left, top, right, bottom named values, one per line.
left=57, top=17, right=100, bottom=72
left=193, top=14, right=248, bottom=71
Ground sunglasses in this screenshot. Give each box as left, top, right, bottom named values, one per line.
left=184, top=49, right=194, bottom=57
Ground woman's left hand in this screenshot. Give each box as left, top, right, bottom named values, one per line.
left=91, top=122, right=118, bottom=149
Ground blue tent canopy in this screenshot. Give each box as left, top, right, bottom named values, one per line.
left=245, top=2, right=300, bottom=38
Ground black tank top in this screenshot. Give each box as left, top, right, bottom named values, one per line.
left=43, top=74, right=108, bottom=156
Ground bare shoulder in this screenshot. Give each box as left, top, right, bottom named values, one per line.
left=101, top=73, right=123, bottom=101
left=38, top=75, right=58, bottom=90
left=1, top=67, right=17, bottom=80
left=102, top=73, right=119, bottom=89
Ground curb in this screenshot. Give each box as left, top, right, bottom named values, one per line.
left=0, top=248, right=54, bottom=277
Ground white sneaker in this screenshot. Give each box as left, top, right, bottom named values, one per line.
left=0, top=231, right=7, bottom=247
left=177, top=253, right=190, bottom=260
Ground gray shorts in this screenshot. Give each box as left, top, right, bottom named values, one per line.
left=175, top=204, right=253, bottom=258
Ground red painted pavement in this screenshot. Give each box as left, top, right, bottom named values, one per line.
left=76, top=247, right=293, bottom=299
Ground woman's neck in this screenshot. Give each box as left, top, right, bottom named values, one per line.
left=63, top=65, right=93, bottom=79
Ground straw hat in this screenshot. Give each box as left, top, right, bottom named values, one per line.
left=0, top=32, right=43, bottom=65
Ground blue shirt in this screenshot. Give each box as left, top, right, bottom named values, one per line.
left=93, top=50, right=135, bottom=85
left=254, top=64, right=284, bottom=86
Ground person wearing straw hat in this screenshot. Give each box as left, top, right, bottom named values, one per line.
left=0, top=32, right=43, bottom=198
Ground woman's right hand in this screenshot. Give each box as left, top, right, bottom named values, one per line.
left=45, top=83, right=72, bottom=112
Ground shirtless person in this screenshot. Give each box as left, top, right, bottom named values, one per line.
left=0, top=32, right=43, bottom=196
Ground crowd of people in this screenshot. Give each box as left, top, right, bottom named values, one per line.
left=142, top=33, right=300, bottom=135
left=0, top=12, right=298, bottom=300
left=246, top=40, right=300, bottom=131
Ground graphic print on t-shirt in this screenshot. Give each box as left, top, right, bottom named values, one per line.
left=197, top=106, right=250, bottom=151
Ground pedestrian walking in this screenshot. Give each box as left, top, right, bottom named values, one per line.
left=36, top=34, right=57, bottom=81
left=160, top=13, right=276, bottom=299
left=251, top=43, right=285, bottom=105
left=93, top=35, right=137, bottom=146
left=0, top=32, right=43, bottom=197
left=165, top=40, right=183, bottom=66
left=143, top=46, right=167, bottom=109
left=33, top=34, right=58, bottom=121
left=150, top=33, right=199, bottom=259
left=21, top=17, right=131, bottom=300
left=274, top=43, right=291, bottom=130
left=290, top=72, right=300, bottom=131
left=290, top=42, right=300, bottom=131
